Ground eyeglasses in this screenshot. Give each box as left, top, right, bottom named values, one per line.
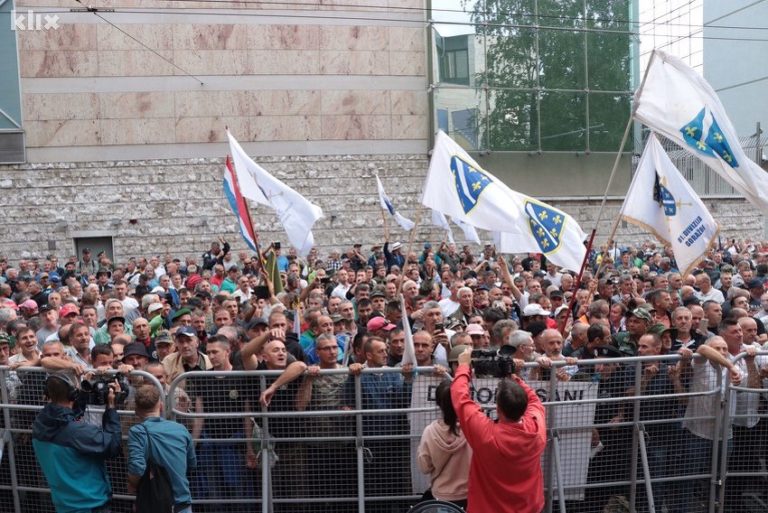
left=317, top=346, right=339, bottom=351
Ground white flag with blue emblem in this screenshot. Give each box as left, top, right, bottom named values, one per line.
left=620, top=134, right=719, bottom=276
left=423, top=131, right=587, bottom=272
left=376, top=175, right=415, bottom=231
left=634, top=49, right=768, bottom=214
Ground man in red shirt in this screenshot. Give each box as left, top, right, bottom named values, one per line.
left=451, top=347, right=547, bottom=513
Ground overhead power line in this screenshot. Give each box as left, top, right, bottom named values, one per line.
left=73, top=0, right=205, bottom=85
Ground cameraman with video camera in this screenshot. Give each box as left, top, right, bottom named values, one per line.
left=451, top=345, right=547, bottom=513
left=32, top=369, right=122, bottom=513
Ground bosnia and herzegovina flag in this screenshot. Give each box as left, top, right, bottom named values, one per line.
left=634, top=49, right=768, bottom=214
left=422, top=131, right=587, bottom=272
left=223, top=155, right=259, bottom=252
left=620, top=134, right=719, bottom=277
left=376, top=174, right=415, bottom=231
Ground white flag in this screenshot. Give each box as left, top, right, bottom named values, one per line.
left=400, top=294, right=416, bottom=367
left=431, top=210, right=455, bottom=244
left=634, top=49, right=768, bottom=214
left=423, top=131, right=587, bottom=272
left=227, top=132, right=323, bottom=256
left=452, top=216, right=481, bottom=245
left=620, top=134, right=719, bottom=276
left=376, top=175, right=415, bottom=231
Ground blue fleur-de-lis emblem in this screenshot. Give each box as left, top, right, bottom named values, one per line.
left=450, top=156, right=491, bottom=214
left=524, top=201, right=563, bottom=254
left=680, top=108, right=739, bottom=169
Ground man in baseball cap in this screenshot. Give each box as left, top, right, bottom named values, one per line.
left=612, top=307, right=652, bottom=356
left=521, top=303, right=551, bottom=330
left=367, top=316, right=397, bottom=338
left=153, top=330, right=174, bottom=362
left=59, top=304, right=80, bottom=325
left=122, top=342, right=150, bottom=369
left=19, top=299, right=38, bottom=319
left=0, top=331, right=12, bottom=365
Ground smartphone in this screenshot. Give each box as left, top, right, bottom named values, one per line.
left=434, top=322, right=444, bottom=332
left=254, top=286, right=271, bottom=300
left=273, top=242, right=281, bottom=250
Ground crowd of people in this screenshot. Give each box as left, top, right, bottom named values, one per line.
left=1, top=235, right=768, bottom=512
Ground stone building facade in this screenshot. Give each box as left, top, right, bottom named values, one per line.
left=0, top=0, right=763, bottom=263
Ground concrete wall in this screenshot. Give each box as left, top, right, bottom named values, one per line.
left=3, top=0, right=764, bottom=264
left=0, top=154, right=762, bottom=263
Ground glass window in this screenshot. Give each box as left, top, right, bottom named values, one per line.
left=440, top=36, right=470, bottom=85
left=539, top=91, right=587, bottom=151
left=431, top=0, right=634, bottom=153
left=0, top=0, right=22, bottom=130
left=432, top=87, right=485, bottom=151
left=588, top=92, right=631, bottom=151
left=487, top=90, right=539, bottom=151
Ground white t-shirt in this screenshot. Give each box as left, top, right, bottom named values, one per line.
left=684, top=355, right=741, bottom=439
left=696, top=288, right=724, bottom=305
left=331, top=283, right=352, bottom=300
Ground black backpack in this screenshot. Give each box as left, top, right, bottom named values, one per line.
left=136, top=424, right=175, bottom=513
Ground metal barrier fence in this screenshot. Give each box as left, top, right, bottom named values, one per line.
left=720, top=352, right=768, bottom=513
left=1, top=353, right=766, bottom=513
left=0, top=366, right=165, bottom=513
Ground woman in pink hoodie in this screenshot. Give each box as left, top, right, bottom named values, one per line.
left=417, top=379, right=472, bottom=509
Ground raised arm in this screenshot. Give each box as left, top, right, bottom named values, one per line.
left=497, top=255, right=522, bottom=302
left=241, top=329, right=282, bottom=370
left=450, top=349, right=493, bottom=449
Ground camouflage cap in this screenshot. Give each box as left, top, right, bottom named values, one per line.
left=627, top=307, right=653, bottom=323
left=154, top=330, right=172, bottom=345
left=0, top=331, right=11, bottom=348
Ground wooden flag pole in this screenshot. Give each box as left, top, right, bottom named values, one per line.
left=395, top=207, right=423, bottom=299
left=560, top=229, right=596, bottom=334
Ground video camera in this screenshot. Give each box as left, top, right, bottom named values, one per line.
left=471, top=345, right=517, bottom=378
left=80, top=374, right=130, bottom=406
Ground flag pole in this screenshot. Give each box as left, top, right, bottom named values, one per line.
left=225, top=128, right=266, bottom=268
left=592, top=50, right=658, bottom=277
left=560, top=229, right=596, bottom=334
left=395, top=208, right=423, bottom=299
